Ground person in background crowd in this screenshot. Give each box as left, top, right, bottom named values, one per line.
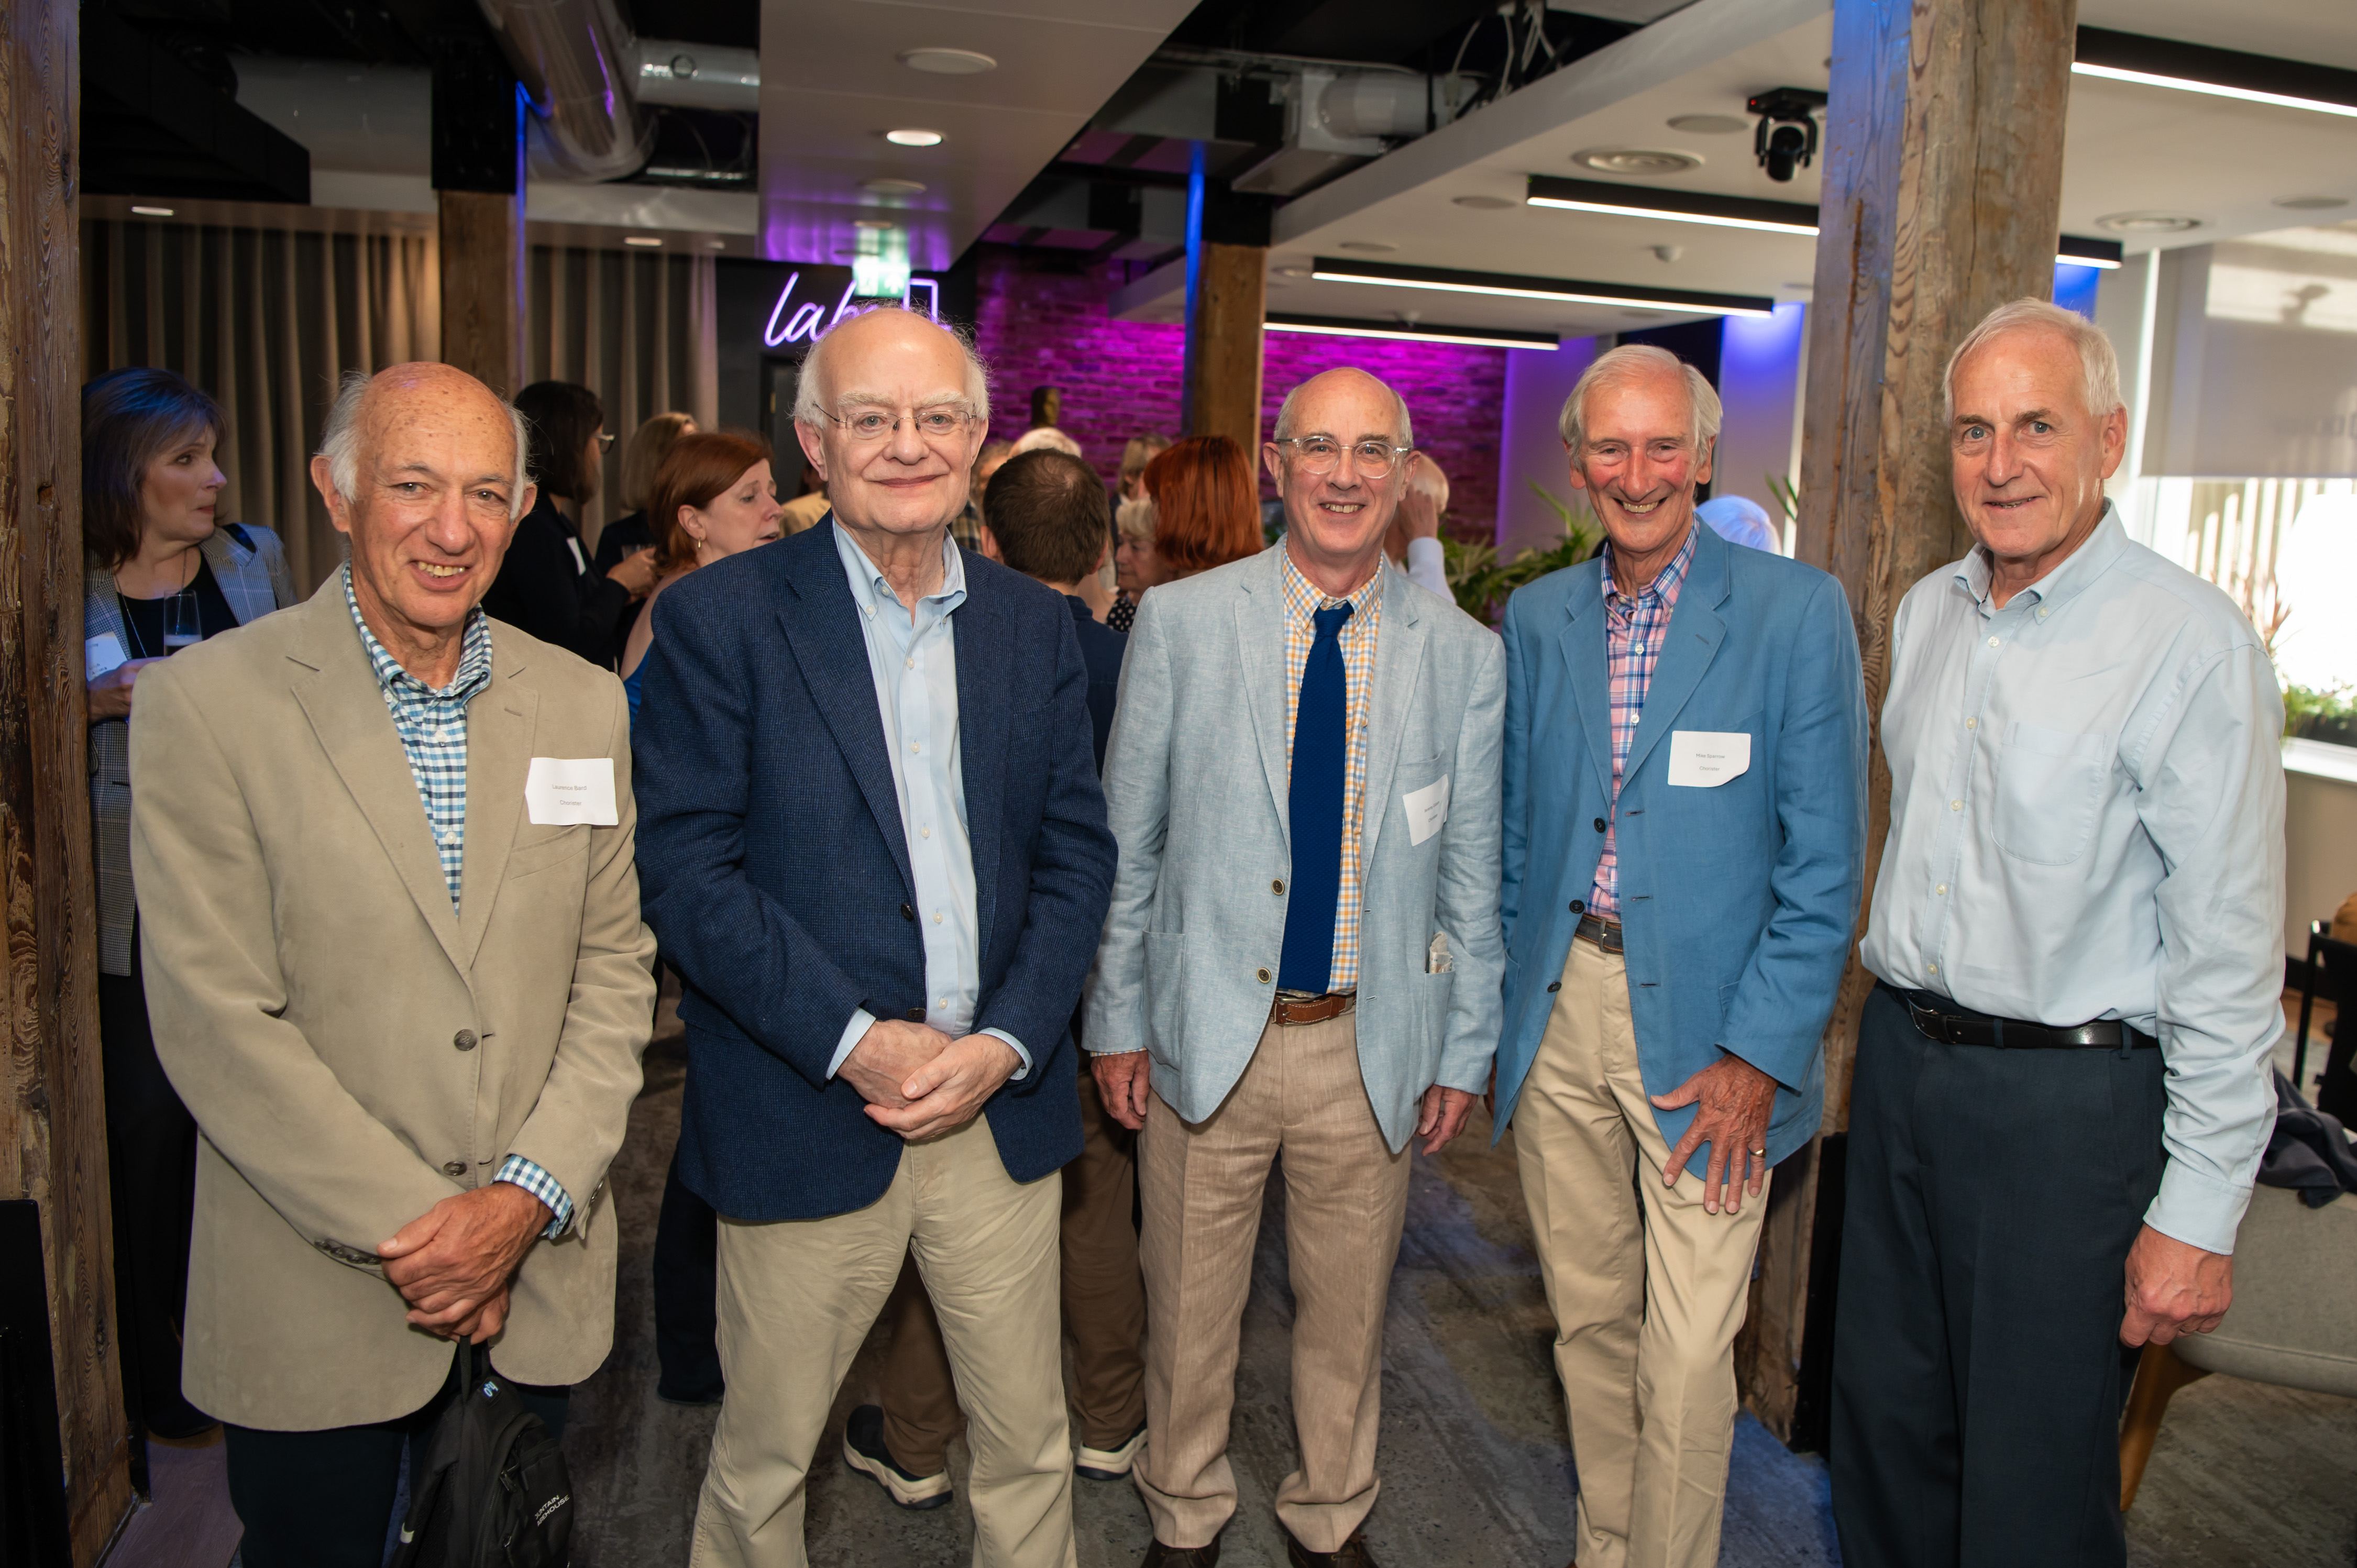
left=482, top=381, right=660, bottom=668
left=1012, top=425, right=1084, bottom=460
left=1833, top=299, right=2286, bottom=1568
left=1119, top=433, right=1173, bottom=503
left=845, top=448, right=1146, bottom=1511
left=635, top=306, right=1115, bottom=1568
left=1089, top=369, right=1505, bottom=1568
left=1694, top=494, right=1783, bottom=554
left=1491, top=344, right=1868, bottom=1568
left=1145, top=435, right=1262, bottom=582
left=82, top=366, right=299, bottom=1446
left=780, top=463, right=832, bottom=537
left=1389, top=452, right=1450, bottom=600
left=130, top=362, right=655, bottom=1566
left=951, top=439, right=1014, bottom=551
left=1109, top=495, right=1161, bottom=632
left=596, top=411, right=697, bottom=652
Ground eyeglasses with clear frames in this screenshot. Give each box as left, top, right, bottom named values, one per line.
left=1272, top=436, right=1413, bottom=478
left=824, top=405, right=980, bottom=445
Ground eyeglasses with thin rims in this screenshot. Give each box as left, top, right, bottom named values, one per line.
left=1272, top=436, right=1413, bottom=478
left=824, top=405, right=981, bottom=445
left=596, top=432, right=617, bottom=451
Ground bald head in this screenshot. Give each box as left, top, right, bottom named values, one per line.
left=795, top=306, right=995, bottom=547
left=793, top=306, right=991, bottom=429
left=321, top=362, right=532, bottom=522
left=1273, top=367, right=1413, bottom=448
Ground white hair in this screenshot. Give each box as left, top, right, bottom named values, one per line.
left=1011, top=425, right=1083, bottom=460
left=1557, top=344, right=1723, bottom=456
left=1115, top=494, right=1159, bottom=545
left=792, top=305, right=993, bottom=429
left=1272, top=368, right=1414, bottom=448
left=1943, top=297, right=2123, bottom=425
left=317, top=368, right=532, bottom=521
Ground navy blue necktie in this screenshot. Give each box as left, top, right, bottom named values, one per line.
left=1277, top=601, right=1354, bottom=995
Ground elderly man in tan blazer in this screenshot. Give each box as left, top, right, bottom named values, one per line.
left=128, top=361, right=656, bottom=1567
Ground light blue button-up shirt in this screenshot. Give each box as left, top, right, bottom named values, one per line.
left=1861, top=507, right=2285, bottom=1254
left=827, top=523, right=1031, bottom=1080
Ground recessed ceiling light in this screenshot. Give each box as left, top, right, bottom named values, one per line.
left=623, top=235, right=663, bottom=247
left=1452, top=195, right=1514, bottom=210
left=2096, top=211, right=2204, bottom=233
left=1666, top=114, right=1748, bottom=134
left=2273, top=194, right=2350, bottom=209
left=1338, top=240, right=1399, bottom=253
left=852, top=218, right=897, bottom=230
left=1573, top=148, right=1703, bottom=176
left=899, top=47, right=996, bottom=75
left=885, top=128, right=944, bottom=147
left=130, top=205, right=173, bottom=216
left=863, top=177, right=927, bottom=197
left=1275, top=265, right=1313, bottom=278
left=706, top=240, right=728, bottom=250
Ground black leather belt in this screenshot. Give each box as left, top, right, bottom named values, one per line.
left=1574, top=913, right=1624, bottom=954
left=1879, top=981, right=2155, bottom=1050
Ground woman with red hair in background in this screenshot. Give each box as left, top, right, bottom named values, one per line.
left=1147, top=434, right=1261, bottom=579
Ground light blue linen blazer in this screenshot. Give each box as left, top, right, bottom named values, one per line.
left=1084, top=545, right=1506, bottom=1152
left=1492, top=521, right=1868, bottom=1166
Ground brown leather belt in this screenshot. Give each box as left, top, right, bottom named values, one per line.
left=1272, top=991, right=1356, bottom=1026
left=1574, top=912, right=1624, bottom=954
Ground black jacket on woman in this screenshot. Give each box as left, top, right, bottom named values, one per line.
left=482, top=491, right=634, bottom=668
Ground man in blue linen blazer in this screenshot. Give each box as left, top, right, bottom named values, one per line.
left=1492, top=345, right=1866, bottom=1568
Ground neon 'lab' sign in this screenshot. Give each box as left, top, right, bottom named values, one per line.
left=763, top=273, right=941, bottom=347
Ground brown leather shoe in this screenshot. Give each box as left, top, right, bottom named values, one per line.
left=1141, top=1533, right=1221, bottom=1566
left=1283, top=1526, right=1379, bottom=1567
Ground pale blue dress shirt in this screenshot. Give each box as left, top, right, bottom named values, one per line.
left=1861, top=506, right=2284, bottom=1254
left=827, top=523, right=1031, bottom=1080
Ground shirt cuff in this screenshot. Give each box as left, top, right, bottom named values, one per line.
left=493, top=1155, right=572, bottom=1240
left=2143, top=1160, right=2254, bottom=1256
left=830, top=1008, right=877, bottom=1079
left=979, top=1027, right=1032, bottom=1081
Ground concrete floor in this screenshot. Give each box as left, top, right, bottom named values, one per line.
left=553, top=1033, right=2355, bottom=1568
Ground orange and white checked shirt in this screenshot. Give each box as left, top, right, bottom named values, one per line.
left=1280, top=550, right=1385, bottom=993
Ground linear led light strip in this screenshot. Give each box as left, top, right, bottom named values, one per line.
left=1523, top=192, right=2122, bottom=267
left=1310, top=263, right=1775, bottom=319
left=1265, top=317, right=1558, bottom=350
left=2069, top=60, right=2357, bottom=120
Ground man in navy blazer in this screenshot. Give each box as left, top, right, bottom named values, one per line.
left=633, top=307, right=1116, bottom=1568
left=1492, top=346, right=1867, bottom=1568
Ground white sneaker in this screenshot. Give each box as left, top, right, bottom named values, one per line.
left=1074, top=1421, right=1147, bottom=1481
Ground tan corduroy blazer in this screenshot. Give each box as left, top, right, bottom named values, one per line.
left=129, top=580, right=657, bottom=1430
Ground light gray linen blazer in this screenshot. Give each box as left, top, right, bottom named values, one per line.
left=88, top=524, right=296, bottom=975
left=1084, top=544, right=1506, bottom=1151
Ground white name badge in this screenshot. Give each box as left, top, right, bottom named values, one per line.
left=86, top=633, right=128, bottom=681
left=1667, top=731, right=1752, bottom=787
left=524, top=756, right=619, bottom=825
left=1404, top=773, right=1451, bottom=846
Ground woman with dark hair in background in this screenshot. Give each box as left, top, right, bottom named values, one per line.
left=82, top=366, right=298, bottom=1444
left=483, top=380, right=660, bottom=667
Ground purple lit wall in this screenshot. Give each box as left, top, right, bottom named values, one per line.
left=967, top=246, right=1507, bottom=538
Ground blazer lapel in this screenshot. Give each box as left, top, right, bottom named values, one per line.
left=954, top=571, right=1007, bottom=958
left=457, top=645, right=537, bottom=969
left=1554, top=568, right=1614, bottom=800
left=285, top=592, right=467, bottom=973
left=1235, top=549, right=1293, bottom=854
left=773, top=538, right=917, bottom=901
left=1620, top=525, right=1732, bottom=788
left=1357, top=567, right=1426, bottom=876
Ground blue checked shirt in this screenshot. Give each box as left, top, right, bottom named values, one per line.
left=1587, top=524, right=1697, bottom=919
left=345, top=568, right=574, bottom=1236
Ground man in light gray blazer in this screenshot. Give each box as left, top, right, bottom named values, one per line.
left=1088, top=368, right=1505, bottom=1568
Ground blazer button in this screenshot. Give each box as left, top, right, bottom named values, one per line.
left=1271, top=879, right=1285, bottom=895
left=900, top=903, right=915, bottom=921
left=1256, top=967, right=1272, bottom=984
left=1593, top=817, right=1607, bottom=833
left=453, top=1029, right=478, bottom=1052
left=906, top=1007, right=926, bottom=1022
left=1547, top=981, right=1562, bottom=992
left=442, top=1160, right=468, bottom=1178
left=1570, top=899, right=1584, bottom=914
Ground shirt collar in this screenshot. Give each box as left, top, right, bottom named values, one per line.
left=1953, top=501, right=2127, bottom=616
left=1601, top=519, right=1699, bottom=610
left=833, top=520, right=965, bottom=622
left=1280, top=547, right=1384, bottom=625
left=343, top=564, right=492, bottom=702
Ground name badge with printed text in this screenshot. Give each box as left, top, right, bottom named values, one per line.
left=1404, top=774, right=1451, bottom=845
left=524, top=757, right=619, bottom=825
left=1666, top=731, right=1752, bottom=787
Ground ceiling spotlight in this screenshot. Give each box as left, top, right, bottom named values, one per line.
left=1747, top=88, right=1826, bottom=182
left=863, top=177, right=928, bottom=197
left=899, top=48, right=996, bottom=75
left=885, top=128, right=944, bottom=147
left=130, top=204, right=173, bottom=216
left=623, top=235, right=663, bottom=247
left=2273, top=195, right=2350, bottom=209
left=1573, top=148, right=1702, bottom=177
left=2096, top=211, right=2204, bottom=233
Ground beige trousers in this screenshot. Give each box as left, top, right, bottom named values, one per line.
left=1134, top=1009, right=1412, bottom=1553
left=1513, top=940, right=1769, bottom=1568
left=689, top=1113, right=1076, bottom=1568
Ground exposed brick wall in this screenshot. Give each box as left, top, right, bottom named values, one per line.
left=967, top=245, right=1503, bottom=542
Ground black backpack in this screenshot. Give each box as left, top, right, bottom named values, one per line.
left=390, top=1343, right=574, bottom=1567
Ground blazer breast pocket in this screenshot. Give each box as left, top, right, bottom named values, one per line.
left=1992, top=722, right=2110, bottom=866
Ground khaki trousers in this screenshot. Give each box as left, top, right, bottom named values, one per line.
left=1513, top=939, right=1769, bottom=1568
left=689, top=1113, right=1076, bottom=1568
left=882, top=1067, right=1148, bottom=1471
left=1135, top=1009, right=1411, bottom=1553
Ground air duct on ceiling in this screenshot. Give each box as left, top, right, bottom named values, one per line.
left=476, top=0, right=650, bottom=182
left=635, top=40, right=761, bottom=113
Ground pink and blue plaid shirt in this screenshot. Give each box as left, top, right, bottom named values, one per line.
left=1587, top=524, right=1698, bottom=919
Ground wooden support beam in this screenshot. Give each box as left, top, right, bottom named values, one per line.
left=1738, top=0, right=2080, bottom=1444
left=1182, top=241, right=1268, bottom=456
left=437, top=189, right=525, bottom=396
left=0, top=0, right=136, bottom=1558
